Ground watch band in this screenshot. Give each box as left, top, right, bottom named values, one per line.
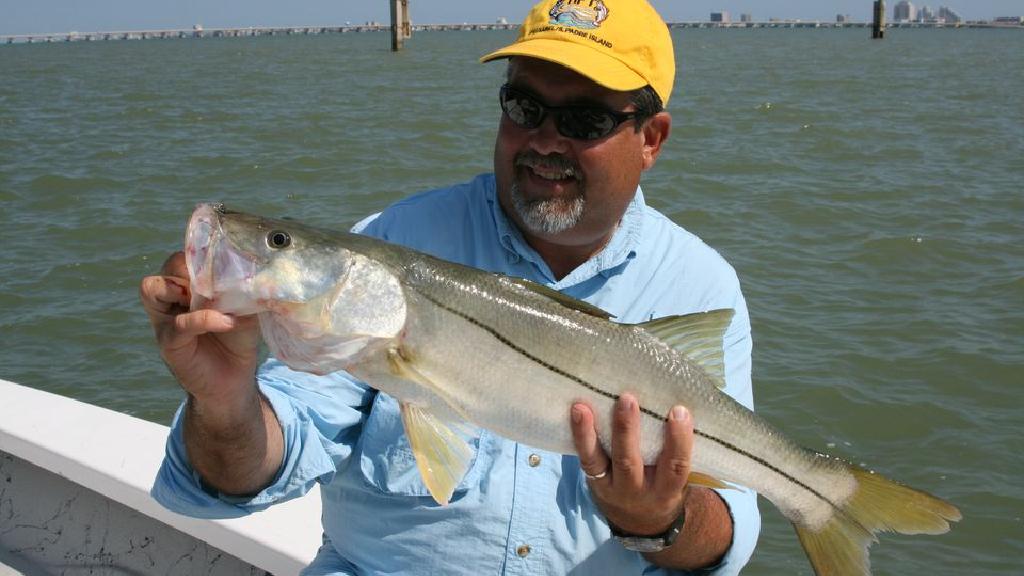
left=611, top=507, right=687, bottom=553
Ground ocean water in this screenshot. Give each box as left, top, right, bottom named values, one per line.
left=1, top=28, right=1021, bottom=575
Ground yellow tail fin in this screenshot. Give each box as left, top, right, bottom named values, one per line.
left=794, top=467, right=961, bottom=576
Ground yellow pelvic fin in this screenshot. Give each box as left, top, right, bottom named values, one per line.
left=388, top=346, right=476, bottom=506
left=399, top=402, right=475, bottom=506
left=793, top=467, right=961, bottom=576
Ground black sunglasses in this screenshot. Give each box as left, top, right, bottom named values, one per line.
left=499, top=84, right=639, bottom=141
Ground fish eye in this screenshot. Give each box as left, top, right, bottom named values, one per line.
left=266, top=230, right=292, bottom=249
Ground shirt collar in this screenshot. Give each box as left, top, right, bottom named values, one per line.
left=487, top=179, right=644, bottom=288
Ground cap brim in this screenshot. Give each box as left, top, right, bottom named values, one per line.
left=480, top=38, right=648, bottom=94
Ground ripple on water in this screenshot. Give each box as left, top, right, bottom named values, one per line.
left=26, top=173, right=126, bottom=196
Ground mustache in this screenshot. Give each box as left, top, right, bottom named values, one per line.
left=513, top=151, right=580, bottom=177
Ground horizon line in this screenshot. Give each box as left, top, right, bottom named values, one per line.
left=3, top=17, right=1021, bottom=40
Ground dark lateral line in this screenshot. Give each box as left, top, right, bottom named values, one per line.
left=420, top=291, right=842, bottom=513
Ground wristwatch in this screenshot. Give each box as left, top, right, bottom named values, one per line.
left=610, top=508, right=686, bottom=553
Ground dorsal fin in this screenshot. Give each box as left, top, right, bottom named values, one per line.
left=640, top=309, right=735, bottom=389
left=499, top=276, right=613, bottom=320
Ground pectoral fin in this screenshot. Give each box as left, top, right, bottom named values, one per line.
left=399, top=402, right=475, bottom=506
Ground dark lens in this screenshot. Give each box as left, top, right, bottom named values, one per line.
left=558, top=107, right=617, bottom=140
left=267, top=230, right=291, bottom=249
left=501, top=87, right=544, bottom=129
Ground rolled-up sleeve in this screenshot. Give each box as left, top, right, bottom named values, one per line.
left=705, top=485, right=760, bottom=576
left=151, top=359, right=375, bottom=519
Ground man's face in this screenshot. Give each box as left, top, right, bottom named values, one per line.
left=493, top=57, right=667, bottom=252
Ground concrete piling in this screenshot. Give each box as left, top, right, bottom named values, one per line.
left=391, top=0, right=412, bottom=51
left=873, top=0, right=886, bottom=38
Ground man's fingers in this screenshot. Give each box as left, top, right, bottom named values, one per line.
left=654, top=405, right=694, bottom=497
left=571, top=403, right=611, bottom=481
left=160, top=251, right=188, bottom=278
left=173, top=309, right=237, bottom=337
left=610, top=393, right=644, bottom=490
left=140, top=251, right=191, bottom=319
left=140, top=275, right=190, bottom=316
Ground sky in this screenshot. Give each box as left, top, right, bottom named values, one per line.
left=1, top=1, right=1020, bottom=36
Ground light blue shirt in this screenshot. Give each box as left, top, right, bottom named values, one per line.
left=153, top=173, right=761, bottom=575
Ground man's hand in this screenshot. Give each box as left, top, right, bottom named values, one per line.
left=140, top=252, right=281, bottom=495
left=140, top=251, right=261, bottom=403
left=570, top=394, right=733, bottom=569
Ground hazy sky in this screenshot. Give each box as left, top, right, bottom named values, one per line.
left=1, top=1, right=1020, bottom=36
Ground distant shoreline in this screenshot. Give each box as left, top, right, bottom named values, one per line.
left=3, top=20, right=1021, bottom=45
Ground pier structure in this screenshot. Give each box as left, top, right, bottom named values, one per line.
left=0, top=23, right=516, bottom=45
left=666, top=20, right=967, bottom=29
left=2, top=20, right=1017, bottom=45
left=391, top=0, right=412, bottom=51
left=873, top=0, right=887, bottom=38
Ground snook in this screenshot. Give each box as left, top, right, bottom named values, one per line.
left=184, top=203, right=960, bottom=576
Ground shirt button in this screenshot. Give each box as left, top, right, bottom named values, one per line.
left=528, top=453, right=541, bottom=467
left=516, top=544, right=531, bottom=557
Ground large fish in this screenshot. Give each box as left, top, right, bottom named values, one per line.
left=184, top=203, right=960, bottom=576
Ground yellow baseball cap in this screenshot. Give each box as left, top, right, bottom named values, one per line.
left=480, top=0, right=676, bottom=106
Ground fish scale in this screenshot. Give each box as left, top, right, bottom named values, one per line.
left=398, top=257, right=857, bottom=531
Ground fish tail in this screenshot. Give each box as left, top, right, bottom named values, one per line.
left=794, top=467, right=961, bottom=576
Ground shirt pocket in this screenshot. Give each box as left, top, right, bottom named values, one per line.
left=357, top=393, right=489, bottom=499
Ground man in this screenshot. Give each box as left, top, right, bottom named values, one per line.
left=141, top=1, right=760, bottom=574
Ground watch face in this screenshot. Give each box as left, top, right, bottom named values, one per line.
left=616, top=535, right=667, bottom=553
left=610, top=508, right=685, bottom=553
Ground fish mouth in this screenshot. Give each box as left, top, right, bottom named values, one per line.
left=185, top=202, right=261, bottom=313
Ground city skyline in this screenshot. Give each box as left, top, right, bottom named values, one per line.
left=892, top=1, right=966, bottom=23
left=1, top=0, right=1021, bottom=36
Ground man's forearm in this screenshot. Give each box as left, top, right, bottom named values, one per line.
left=183, top=389, right=284, bottom=496
left=645, top=486, right=734, bottom=570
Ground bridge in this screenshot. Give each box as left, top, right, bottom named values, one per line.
left=2, top=19, right=1016, bottom=45
left=0, top=23, right=517, bottom=45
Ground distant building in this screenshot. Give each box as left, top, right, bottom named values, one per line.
left=740, top=13, right=753, bottom=23
left=836, top=14, right=852, bottom=23
left=894, top=1, right=916, bottom=22
left=994, top=16, right=1024, bottom=24
left=938, top=6, right=962, bottom=23
left=917, top=5, right=936, bottom=22
left=710, top=12, right=731, bottom=23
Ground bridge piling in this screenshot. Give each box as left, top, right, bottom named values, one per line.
left=873, top=0, right=886, bottom=38
left=391, top=0, right=412, bottom=51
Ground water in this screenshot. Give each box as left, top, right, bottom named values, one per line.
left=1, top=28, right=1021, bottom=575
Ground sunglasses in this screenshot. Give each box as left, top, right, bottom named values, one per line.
left=499, top=84, right=639, bottom=141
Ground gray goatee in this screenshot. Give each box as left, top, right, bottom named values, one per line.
left=509, top=154, right=585, bottom=235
